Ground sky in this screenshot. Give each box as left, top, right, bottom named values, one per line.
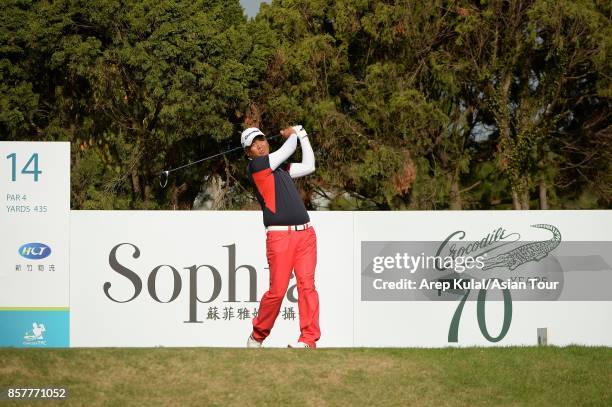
left=240, top=0, right=269, bottom=18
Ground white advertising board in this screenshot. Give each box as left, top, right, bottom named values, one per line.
left=70, top=211, right=354, bottom=347
left=354, top=211, right=612, bottom=347
left=69, top=209, right=612, bottom=348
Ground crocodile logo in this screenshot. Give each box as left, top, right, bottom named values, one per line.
left=483, top=224, right=561, bottom=271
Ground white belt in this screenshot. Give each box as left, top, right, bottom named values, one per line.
left=266, top=222, right=311, bottom=232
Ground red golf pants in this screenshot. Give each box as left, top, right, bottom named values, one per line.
left=252, top=227, right=320, bottom=347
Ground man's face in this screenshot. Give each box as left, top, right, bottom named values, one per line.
left=247, top=135, right=269, bottom=158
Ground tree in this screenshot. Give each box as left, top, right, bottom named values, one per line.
left=3, top=0, right=609, bottom=210
left=0, top=0, right=40, bottom=140
left=452, top=0, right=611, bottom=209
left=3, top=0, right=275, bottom=209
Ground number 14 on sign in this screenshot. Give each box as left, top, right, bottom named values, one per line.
left=5, top=153, right=42, bottom=182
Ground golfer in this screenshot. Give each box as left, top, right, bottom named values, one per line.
left=241, top=125, right=319, bottom=349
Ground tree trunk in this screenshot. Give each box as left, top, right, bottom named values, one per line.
left=539, top=180, right=548, bottom=210
left=210, top=174, right=226, bottom=210
left=449, top=177, right=462, bottom=210
left=521, top=176, right=530, bottom=210
left=521, top=191, right=530, bottom=209
left=131, top=170, right=141, bottom=201
left=171, top=182, right=188, bottom=210
left=512, top=189, right=521, bottom=210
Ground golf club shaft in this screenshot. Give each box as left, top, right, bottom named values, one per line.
left=165, top=134, right=281, bottom=174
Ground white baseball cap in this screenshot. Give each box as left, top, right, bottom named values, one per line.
left=241, top=127, right=265, bottom=148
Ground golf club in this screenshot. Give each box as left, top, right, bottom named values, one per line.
left=159, top=134, right=281, bottom=188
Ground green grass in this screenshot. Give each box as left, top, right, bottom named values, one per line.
left=0, top=347, right=610, bottom=406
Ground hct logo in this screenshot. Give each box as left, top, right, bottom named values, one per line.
left=19, top=243, right=51, bottom=260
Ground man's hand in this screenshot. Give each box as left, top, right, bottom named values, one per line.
left=280, top=127, right=296, bottom=139
left=292, top=125, right=308, bottom=138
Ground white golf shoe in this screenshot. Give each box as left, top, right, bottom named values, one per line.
left=287, top=341, right=311, bottom=348
left=247, top=334, right=262, bottom=348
